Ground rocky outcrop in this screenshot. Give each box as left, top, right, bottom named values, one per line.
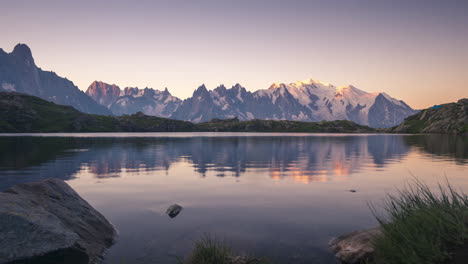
left=368, top=93, right=418, bottom=128
left=0, top=44, right=111, bottom=115
left=85, top=81, right=182, bottom=117
left=86, top=81, right=122, bottom=108
left=0, top=178, right=116, bottom=264
left=388, top=98, right=468, bottom=134
left=329, top=227, right=382, bottom=264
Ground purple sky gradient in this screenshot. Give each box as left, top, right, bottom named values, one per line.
left=1, top=0, right=467, bottom=108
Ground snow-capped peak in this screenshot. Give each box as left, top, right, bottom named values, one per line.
left=381, top=92, right=404, bottom=107
left=335, top=85, right=375, bottom=97
left=291, top=78, right=332, bottom=87
left=269, top=78, right=334, bottom=91
left=85, top=78, right=416, bottom=128
left=269, top=82, right=285, bottom=90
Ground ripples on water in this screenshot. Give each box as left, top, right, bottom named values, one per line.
left=0, top=133, right=467, bottom=264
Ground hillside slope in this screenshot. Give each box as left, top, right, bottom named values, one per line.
left=0, top=92, right=193, bottom=132
left=388, top=99, right=468, bottom=134
left=0, top=92, right=375, bottom=133
left=197, top=118, right=374, bottom=133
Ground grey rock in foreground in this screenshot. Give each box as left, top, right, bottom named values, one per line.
left=0, top=178, right=117, bottom=264
left=329, top=227, right=382, bottom=264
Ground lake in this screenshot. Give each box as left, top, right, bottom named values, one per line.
left=0, top=133, right=467, bottom=264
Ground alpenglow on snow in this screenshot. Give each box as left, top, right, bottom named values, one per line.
left=86, top=78, right=417, bottom=128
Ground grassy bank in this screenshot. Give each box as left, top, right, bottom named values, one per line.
left=370, top=180, right=468, bottom=264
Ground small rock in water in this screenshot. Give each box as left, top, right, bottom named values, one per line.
left=349, top=189, right=357, bottom=193
left=166, top=204, right=183, bottom=218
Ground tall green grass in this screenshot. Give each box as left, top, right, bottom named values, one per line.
left=180, top=234, right=269, bottom=264
left=182, top=235, right=232, bottom=264
left=370, top=180, right=468, bottom=264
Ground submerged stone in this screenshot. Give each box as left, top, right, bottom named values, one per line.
left=0, top=178, right=117, bottom=264
left=166, top=204, right=183, bottom=218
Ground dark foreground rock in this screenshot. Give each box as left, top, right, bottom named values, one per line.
left=0, top=178, right=117, bottom=264
left=329, top=227, right=382, bottom=264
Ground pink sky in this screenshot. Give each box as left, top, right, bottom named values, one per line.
left=1, top=0, right=467, bottom=109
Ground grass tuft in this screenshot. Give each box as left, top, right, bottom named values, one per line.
left=180, top=234, right=269, bottom=264
left=370, top=179, right=468, bottom=264
left=181, top=234, right=233, bottom=264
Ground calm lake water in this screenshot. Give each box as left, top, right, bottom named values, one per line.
left=0, top=133, right=467, bottom=264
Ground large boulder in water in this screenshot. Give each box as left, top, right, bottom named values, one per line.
left=0, top=178, right=117, bottom=264
left=329, top=227, right=382, bottom=264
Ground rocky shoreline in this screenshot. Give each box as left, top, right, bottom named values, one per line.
left=387, top=98, right=468, bottom=135
left=2, top=178, right=466, bottom=264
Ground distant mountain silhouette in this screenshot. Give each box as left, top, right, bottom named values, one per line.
left=0, top=44, right=110, bottom=115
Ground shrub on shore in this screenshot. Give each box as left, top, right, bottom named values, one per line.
left=370, top=180, right=468, bottom=264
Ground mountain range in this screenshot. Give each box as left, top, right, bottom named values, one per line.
left=2, top=90, right=466, bottom=134
left=0, top=43, right=417, bottom=128
left=86, top=80, right=417, bottom=128
left=0, top=91, right=374, bottom=133
left=86, top=81, right=181, bottom=117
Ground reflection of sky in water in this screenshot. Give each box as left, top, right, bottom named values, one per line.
left=0, top=133, right=467, bottom=264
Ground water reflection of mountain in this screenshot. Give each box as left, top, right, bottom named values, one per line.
left=0, top=134, right=464, bottom=189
